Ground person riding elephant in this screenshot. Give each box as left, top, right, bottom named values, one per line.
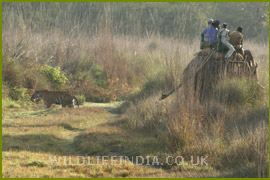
left=229, top=26, right=244, bottom=56
left=219, top=23, right=235, bottom=61
left=200, top=19, right=218, bottom=50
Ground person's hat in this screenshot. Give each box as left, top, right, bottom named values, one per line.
left=222, top=23, right=227, bottom=28
left=237, top=26, right=243, bottom=32
left=208, top=19, right=214, bottom=23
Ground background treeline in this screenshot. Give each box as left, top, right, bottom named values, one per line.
left=2, top=2, right=269, bottom=40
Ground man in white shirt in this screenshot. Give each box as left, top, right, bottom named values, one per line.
left=219, top=23, right=235, bottom=61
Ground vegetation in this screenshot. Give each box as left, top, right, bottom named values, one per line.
left=2, top=2, right=269, bottom=40
left=75, top=94, right=85, bottom=105
left=41, top=65, right=68, bottom=89
left=2, top=2, right=269, bottom=178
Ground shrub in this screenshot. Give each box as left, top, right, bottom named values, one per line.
left=8, top=87, right=27, bottom=101
left=41, top=65, right=68, bottom=89
left=75, top=94, right=85, bottom=105
left=2, top=56, right=25, bottom=87
left=83, top=85, right=116, bottom=103
left=215, top=79, right=264, bottom=107
left=2, top=83, right=10, bottom=99
left=23, top=64, right=51, bottom=90
left=90, top=64, right=107, bottom=88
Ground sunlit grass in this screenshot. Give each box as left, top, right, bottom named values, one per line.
left=2, top=103, right=223, bottom=178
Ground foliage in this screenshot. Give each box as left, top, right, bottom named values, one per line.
left=41, top=65, right=68, bottom=89
left=75, top=94, right=85, bottom=105
left=2, top=83, right=10, bottom=99
left=215, top=79, right=264, bottom=107
left=90, top=64, right=107, bottom=88
left=8, top=87, right=27, bottom=101
left=82, top=85, right=116, bottom=103
left=7, top=87, right=31, bottom=106
left=2, top=98, right=21, bottom=108
left=2, top=56, right=25, bottom=87
left=213, top=2, right=269, bottom=41
left=2, top=2, right=268, bottom=40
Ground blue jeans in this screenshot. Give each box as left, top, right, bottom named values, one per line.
left=221, top=39, right=235, bottom=59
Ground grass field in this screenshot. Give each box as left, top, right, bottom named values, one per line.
left=2, top=40, right=269, bottom=177
left=2, top=39, right=269, bottom=177
left=2, top=102, right=234, bottom=178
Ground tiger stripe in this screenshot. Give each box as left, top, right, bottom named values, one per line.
left=31, top=90, right=79, bottom=109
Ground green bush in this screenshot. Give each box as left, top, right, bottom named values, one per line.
left=75, top=94, right=85, bottom=105
left=41, top=65, right=68, bottom=89
left=7, top=86, right=31, bottom=106
left=90, top=64, right=107, bottom=88
left=8, top=87, right=27, bottom=101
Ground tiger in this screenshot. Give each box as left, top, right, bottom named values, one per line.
left=31, top=90, right=79, bottom=109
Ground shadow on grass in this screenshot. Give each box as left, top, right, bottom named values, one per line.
left=2, top=134, right=76, bottom=155
left=73, top=115, right=166, bottom=161
left=214, top=165, right=268, bottom=178
left=2, top=123, right=84, bottom=131
left=3, top=108, right=61, bottom=121
left=225, top=107, right=269, bottom=135
left=73, top=131, right=165, bottom=157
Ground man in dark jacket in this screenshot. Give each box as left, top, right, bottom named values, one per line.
left=229, top=26, right=244, bottom=55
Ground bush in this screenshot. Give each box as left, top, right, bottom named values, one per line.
left=83, top=85, right=116, bottom=103
left=22, top=63, right=50, bottom=90
left=90, top=64, right=107, bottom=88
left=2, top=56, right=25, bottom=87
left=8, top=86, right=32, bottom=106
left=215, top=79, right=264, bottom=107
left=75, top=94, right=85, bottom=105
left=8, top=87, right=27, bottom=101
left=41, top=65, right=68, bottom=89
left=2, top=83, right=10, bottom=99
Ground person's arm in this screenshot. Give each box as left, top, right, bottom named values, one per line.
left=241, top=34, right=244, bottom=46
left=201, top=28, right=206, bottom=35
left=200, top=33, right=205, bottom=49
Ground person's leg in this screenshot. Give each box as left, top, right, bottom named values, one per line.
left=224, top=41, right=235, bottom=59
left=222, top=41, right=235, bottom=59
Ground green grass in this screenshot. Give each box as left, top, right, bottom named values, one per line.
left=2, top=98, right=21, bottom=108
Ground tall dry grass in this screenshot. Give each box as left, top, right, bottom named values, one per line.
left=2, top=24, right=199, bottom=97
left=124, top=38, right=269, bottom=177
